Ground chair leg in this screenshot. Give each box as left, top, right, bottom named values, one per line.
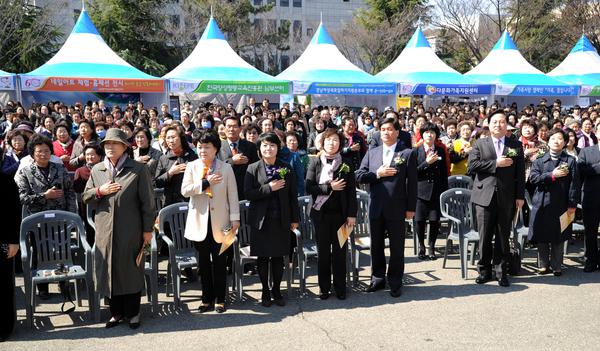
left=285, top=257, right=292, bottom=296
left=151, top=270, right=158, bottom=316
left=462, top=239, right=470, bottom=279
left=175, top=269, right=181, bottom=308
left=24, top=279, right=33, bottom=328
left=74, top=280, right=82, bottom=307
left=165, top=263, right=171, bottom=297
left=442, top=239, right=451, bottom=269
left=85, top=275, right=95, bottom=322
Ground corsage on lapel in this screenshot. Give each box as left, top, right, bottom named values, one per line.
left=506, top=148, right=518, bottom=158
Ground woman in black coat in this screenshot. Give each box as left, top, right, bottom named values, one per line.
left=306, top=128, right=357, bottom=300
left=412, top=123, right=449, bottom=260
left=0, top=155, right=20, bottom=342
left=528, top=129, right=580, bottom=276
left=244, top=132, right=300, bottom=307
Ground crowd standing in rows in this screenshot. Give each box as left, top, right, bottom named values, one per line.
left=1, top=97, right=599, bottom=338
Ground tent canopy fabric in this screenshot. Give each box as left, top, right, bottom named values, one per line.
left=549, top=35, right=600, bottom=88
left=20, top=8, right=163, bottom=93
left=466, top=31, right=578, bottom=96
left=165, top=17, right=288, bottom=94
left=276, top=22, right=396, bottom=95
left=376, top=28, right=492, bottom=95
left=0, top=69, right=16, bottom=90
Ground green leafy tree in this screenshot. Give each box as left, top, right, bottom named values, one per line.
left=0, top=1, right=63, bottom=73
left=89, top=0, right=178, bottom=76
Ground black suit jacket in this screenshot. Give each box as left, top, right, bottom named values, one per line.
left=356, top=142, right=417, bottom=219
left=467, top=136, right=525, bottom=207
left=0, top=171, right=20, bottom=245
left=219, top=138, right=259, bottom=200
left=413, top=144, right=449, bottom=201
left=244, top=159, right=300, bottom=230
left=368, top=130, right=412, bottom=151
left=305, top=156, right=358, bottom=222
left=577, top=145, right=600, bottom=204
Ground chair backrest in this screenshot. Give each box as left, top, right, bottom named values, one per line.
left=86, top=204, right=96, bottom=232
left=154, top=188, right=165, bottom=216
left=440, top=188, right=474, bottom=235
left=158, top=202, right=194, bottom=251
left=20, top=210, right=88, bottom=270
left=447, top=175, right=473, bottom=190
left=297, top=196, right=316, bottom=244
left=355, top=190, right=370, bottom=238
left=237, top=200, right=251, bottom=247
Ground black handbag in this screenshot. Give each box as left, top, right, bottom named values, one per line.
left=507, top=240, right=522, bottom=275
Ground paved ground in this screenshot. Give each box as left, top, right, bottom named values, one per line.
left=3, top=238, right=600, bottom=351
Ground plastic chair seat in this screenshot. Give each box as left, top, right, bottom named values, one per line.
left=32, top=266, right=86, bottom=283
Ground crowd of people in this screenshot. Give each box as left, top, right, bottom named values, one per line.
left=1, top=96, right=599, bottom=339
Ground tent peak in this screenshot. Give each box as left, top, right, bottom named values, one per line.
left=570, top=35, right=596, bottom=54
left=405, top=27, right=430, bottom=49
left=310, top=22, right=334, bottom=45
left=72, top=6, right=100, bottom=35
left=200, top=16, right=225, bottom=41
left=492, top=30, right=517, bottom=51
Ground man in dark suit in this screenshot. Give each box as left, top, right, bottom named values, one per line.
left=467, top=111, right=525, bottom=287
left=368, top=111, right=412, bottom=151
left=577, top=124, right=600, bottom=272
left=340, top=116, right=367, bottom=171
left=218, top=116, right=259, bottom=200
left=356, top=118, right=417, bottom=297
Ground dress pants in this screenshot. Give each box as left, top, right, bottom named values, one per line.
left=369, top=216, right=405, bottom=290
left=109, top=292, right=141, bottom=319
left=582, top=200, right=600, bottom=264
left=194, top=233, right=227, bottom=305
left=314, top=212, right=347, bottom=294
left=537, top=242, right=564, bottom=271
left=0, top=256, right=15, bottom=340
left=475, top=192, right=512, bottom=276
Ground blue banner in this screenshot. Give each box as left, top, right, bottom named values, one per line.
left=293, top=82, right=396, bottom=95
left=400, top=83, right=492, bottom=96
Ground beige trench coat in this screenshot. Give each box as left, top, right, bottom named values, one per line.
left=83, top=157, right=155, bottom=297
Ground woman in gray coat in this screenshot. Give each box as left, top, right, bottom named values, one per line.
left=83, top=128, right=155, bottom=329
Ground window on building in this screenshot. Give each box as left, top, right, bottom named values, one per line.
left=254, top=18, right=264, bottom=33
left=170, top=15, right=180, bottom=28
left=306, top=27, right=313, bottom=37
left=293, top=20, right=302, bottom=43
left=281, top=55, right=290, bottom=70
left=254, top=0, right=263, bottom=5
left=280, top=0, right=289, bottom=6
left=267, top=0, right=276, bottom=5
left=293, top=0, right=302, bottom=7
left=73, top=9, right=81, bottom=23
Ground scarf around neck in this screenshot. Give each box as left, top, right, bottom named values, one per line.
left=313, top=152, right=342, bottom=211
left=104, top=153, right=128, bottom=180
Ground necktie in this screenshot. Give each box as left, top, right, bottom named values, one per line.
left=202, top=163, right=212, bottom=198
left=231, top=142, right=238, bottom=155
left=496, top=140, right=502, bottom=158
left=386, top=149, right=392, bottom=166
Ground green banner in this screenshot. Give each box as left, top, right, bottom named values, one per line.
left=588, top=86, right=600, bottom=96
left=193, top=80, right=289, bottom=94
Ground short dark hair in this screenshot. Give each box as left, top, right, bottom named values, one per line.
left=27, top=133, right=54, bottom=156
left=258, top=132, right=281, bottom=151
left=547, top=128, right=567, bottom=143
left=444, top=118, right=458, bottom=129
left=242, top=123, right=261, bottom=138
left=7, top=129, right=29, bottom=148
left=519, top=118, right=538, bottom=134
left=419, top=122, right=440, bottom=138
left=341, top=116, right=355, bottom=127
left=52, top=122, right=71, bottom=139
left=487, top=110, right=507, bottom=123
left=223, top=116, right=241, bottom=127
left=163, top=125, right=192, bottom=152
left=193, top=128, right=221, bottom=150
left=379, top=117, right=400, bottom=131
left=83, top=142, right=104, bottom=158
left=133, top=127, right=152, bottom=143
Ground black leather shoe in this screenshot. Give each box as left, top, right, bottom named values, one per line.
left=129, top=321, right=140, bottom=330
left=583, top=262, right=597, bottom=273
left=336, top=292, right=346, bottom=300
left=105, top=316, right=122, bottom=329
left=498, top=276, right=510, bottom=287
left=538, top=267, right=552, bottom=275
left=319, top=292, right=330, bottom=300
left=417, top=250, right=428, bottom=260
left=390, top=287, right=402, bottom=298
left=365, top=280, right=385, bottom=293
left=261, top=290, right=272, bottom=307
left=475, top=274, right=493, bottom=284
left=198, top=304, right=214, bottom=313
left=215, top=304, right=226, bottom=313
left=273, top=298, right=286, bottom=306
left=553, top=271, right=563, bottom=277
left=428, top=253, right=438, bottom=261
